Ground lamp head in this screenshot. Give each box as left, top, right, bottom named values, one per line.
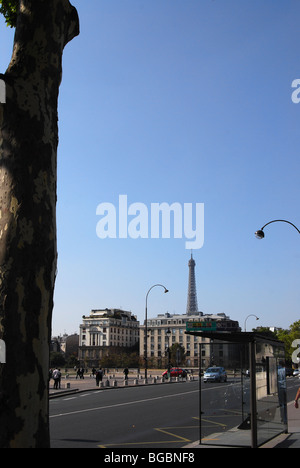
left=255, top=230, right=265, bottom=239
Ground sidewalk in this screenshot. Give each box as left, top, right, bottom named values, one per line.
left=263, top=401, right=300, bottom=448
left=49, top=372, right=186, bottom=397
left=186, top=401, right=300, bottom=449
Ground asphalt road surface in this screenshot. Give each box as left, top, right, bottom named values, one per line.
left=50, top=378, right=299, bottom=449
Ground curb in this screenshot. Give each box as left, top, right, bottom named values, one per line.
left=49, top=378, right=190, bottom=399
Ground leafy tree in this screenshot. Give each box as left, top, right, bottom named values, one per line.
left=50, top=352, right=66, bottom=368
left=0, top=0, right=18, bottom=27
left=0, top=1, right=79, bottom=448
left=169, top=343, right=186, bottom=366
left=255, top=327, right=277, bottom=339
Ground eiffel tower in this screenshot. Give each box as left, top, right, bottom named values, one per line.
left=186, top=253, right=198, bottom=316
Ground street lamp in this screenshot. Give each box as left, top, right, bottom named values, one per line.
left=244, top=314, right=259, bottom=332
left=144, top=284, right=169, bottom=380
left=255, top=220, right=300, bottom=239
left=165, top=327, right=171, bottom=379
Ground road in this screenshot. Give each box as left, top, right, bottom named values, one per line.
left=50, top=378, right=300, bottom=449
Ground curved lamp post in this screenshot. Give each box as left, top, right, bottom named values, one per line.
left=255, top=220, right=300, bottom=239
left=244, top=314, right=259, bottom=332
left=144, top=284, right=169, bottom=380
left=165, top=327, right=171, bottom=379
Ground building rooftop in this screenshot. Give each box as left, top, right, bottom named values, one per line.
left=82, top=308, right=138, bottom=322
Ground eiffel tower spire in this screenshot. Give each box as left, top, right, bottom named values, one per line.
left=186, top=252, right=198, bottom=316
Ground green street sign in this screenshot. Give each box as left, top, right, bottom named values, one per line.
left=186, top=321, right=217, bottom=333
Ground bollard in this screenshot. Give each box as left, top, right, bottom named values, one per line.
left=124, top=380, right=128, bottom=386
left=66, top=383, right=71, bottom=389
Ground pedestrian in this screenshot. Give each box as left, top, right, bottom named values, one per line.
left=52, top=368, right=60, bottom=390
left=96, top=368, right=103, bottom=387
left=123, top=367, right=129, bottom=381
left=294, top=387, right=300, bottom=408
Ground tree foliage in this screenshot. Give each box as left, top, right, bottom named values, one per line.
left=169, top=343, right=186, bottom=366
left=0, top=0, right=18, bottom=27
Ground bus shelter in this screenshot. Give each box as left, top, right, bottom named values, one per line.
left=188, top=331, right=287, bottom=448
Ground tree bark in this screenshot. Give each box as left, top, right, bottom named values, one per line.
left=0, top=0, right=79, bottom=448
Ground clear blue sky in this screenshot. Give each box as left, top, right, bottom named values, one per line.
left=1, top=0, right=299, bottom=335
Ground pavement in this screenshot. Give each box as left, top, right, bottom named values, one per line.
left=265, top=401, right=300, bottom=449
left=185, top=401, right=300, bottom=449
left=49, top=373, right=300, bottom=449
left=49, top=371, right=178, bottom=397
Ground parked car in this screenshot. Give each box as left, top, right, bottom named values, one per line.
left=162, top=368, right=187, bottom=379
left=203, top=367, right=227, bottom=383
left=293, top=369, right=300, bottom=377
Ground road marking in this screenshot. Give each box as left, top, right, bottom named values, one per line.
left=50, top=389, right=199, bottom=419
left=201, top=418, right=227, bottom=428
left=155, top=427, right=191, bottom=443
left=98, top=420, right=199, bottom=448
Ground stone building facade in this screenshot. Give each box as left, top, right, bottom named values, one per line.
left=139, top=311, right=241, bottom=368
left=79, top=309, right=139, bottom=367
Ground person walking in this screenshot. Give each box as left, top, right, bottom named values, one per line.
left=96, top=368, right=103, bottom=387
left=52, top=368, right=60, bottom=390
left=123, top=367, right=129, bottom=381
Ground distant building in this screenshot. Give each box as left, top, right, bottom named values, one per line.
left=50, top=333, right=79, bottom=357
left=139, top=311, right=240, bottom=367
left=78, top=309, right=140, bottom=367
left=65, top=334, right=79, bottom=358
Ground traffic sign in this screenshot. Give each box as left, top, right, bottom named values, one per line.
left=186, top=321, right=217, bottom=333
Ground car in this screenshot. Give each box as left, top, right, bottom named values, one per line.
left=162, top=368, right=187, bottom=379
left=293, top=369, right=300, bottom=377
left=203, top=367, right=227, bottom=383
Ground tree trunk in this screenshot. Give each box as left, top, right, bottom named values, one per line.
left=0, top=0, right=79, bottom=448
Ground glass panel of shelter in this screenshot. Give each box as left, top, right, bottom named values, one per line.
left=199, top=342, right=252, bottom=447
left=199, top=340, right=287, bottom=448
left=255, top=342, right=287, bottom=447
